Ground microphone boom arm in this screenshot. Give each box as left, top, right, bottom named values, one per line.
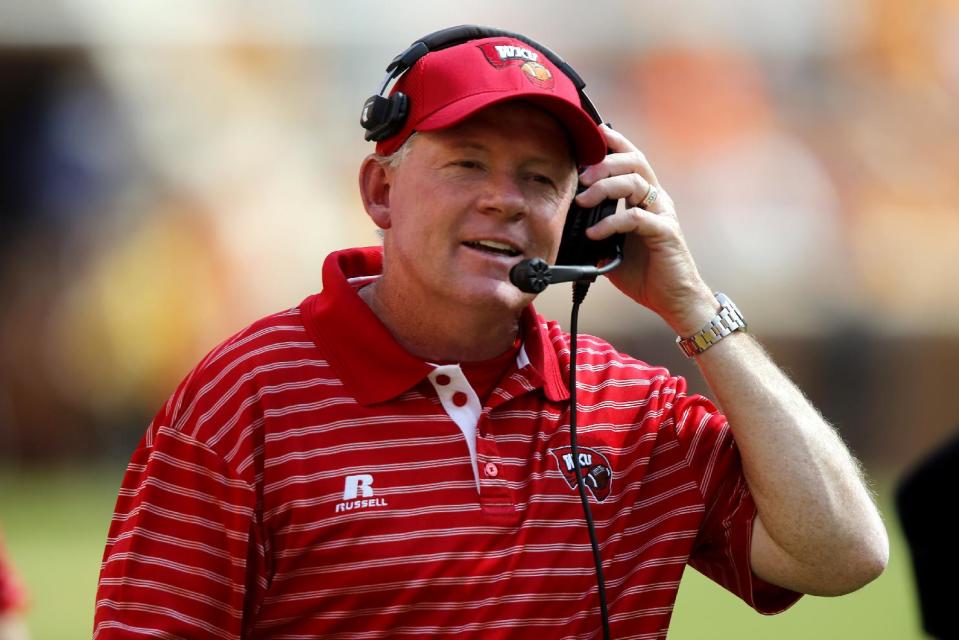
left=509, top=255, right=623, bottom=294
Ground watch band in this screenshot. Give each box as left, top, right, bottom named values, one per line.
left=676, top=292, right=747, bottom=357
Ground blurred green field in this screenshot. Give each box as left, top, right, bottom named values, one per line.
left=0, top=467, right=924, bottom=639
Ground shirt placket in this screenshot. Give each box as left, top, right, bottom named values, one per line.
left=426, top=364, right=533, bottom=517
left=479, top=362, right=552, bottom=517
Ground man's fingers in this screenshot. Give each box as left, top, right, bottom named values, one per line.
left=576, top=173, right=647, bottom=208
left=599, top=124, right=639, bottom=155
left=576, top=174, right=672, bottom=213
left=579, top=152, right=651, bottom=186
left=583, top=126, right=660, bottom=185
left=577, top=126, right=676, bottom=242
left=585, top=206, right=670, bottom=241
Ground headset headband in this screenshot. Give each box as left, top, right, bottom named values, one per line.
left=366, top=24, right=603, bottom=135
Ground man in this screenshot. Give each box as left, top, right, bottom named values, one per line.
left=95, top=29, right=888, bottom=638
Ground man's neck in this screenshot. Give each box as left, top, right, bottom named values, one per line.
left=358, top=280, right=521, bottom=363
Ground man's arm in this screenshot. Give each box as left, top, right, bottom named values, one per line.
left=575, top=125, right=888, bottom=595
left=691, top=322, right=888, bottom=595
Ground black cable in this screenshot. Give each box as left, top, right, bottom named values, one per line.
left=569, top=279, right=611, bottom=640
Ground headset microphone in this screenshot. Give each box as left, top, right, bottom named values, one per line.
left=509, top=255, right=623, bottom=294
left=510, top=187, right=625, bottom=294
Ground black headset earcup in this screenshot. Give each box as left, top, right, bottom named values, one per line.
left=556, top=196, right=623, bottom=267
left=361, top=92, right=410, bottom=142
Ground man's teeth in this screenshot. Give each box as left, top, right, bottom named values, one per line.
left=466, top=240, right=520, bottom=256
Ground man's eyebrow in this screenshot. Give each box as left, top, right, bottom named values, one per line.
left=447, top=140, right=489, bottom=152
left=447, top=139, right=574, bottom=170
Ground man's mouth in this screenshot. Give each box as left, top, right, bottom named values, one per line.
left=462, top=240, right=522, bottom=258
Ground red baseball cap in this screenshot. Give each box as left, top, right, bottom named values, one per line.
left=374, top=36, right=607, bottom=166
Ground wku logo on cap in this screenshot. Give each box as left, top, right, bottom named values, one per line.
left=477, top=42, right=554, bottom=89
left=549, top=445, right=613, bottom=502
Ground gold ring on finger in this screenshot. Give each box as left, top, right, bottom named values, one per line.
left=641, top=184, right=659, bottom=209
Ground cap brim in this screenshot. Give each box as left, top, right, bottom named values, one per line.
left=414, top=92, right=607, bottom=166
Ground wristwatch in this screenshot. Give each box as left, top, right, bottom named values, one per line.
left=676, top=292, right=747, bottom=357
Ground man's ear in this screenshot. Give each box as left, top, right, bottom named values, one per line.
left=358, top=155, right=392, bottom=230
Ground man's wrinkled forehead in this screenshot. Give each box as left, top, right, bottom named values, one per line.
left=424, top=100, right=577, bottom=166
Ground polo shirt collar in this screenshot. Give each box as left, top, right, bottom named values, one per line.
left=302, top=246, right=569, bottom=405
left=516, top=306, right=570, bottom=403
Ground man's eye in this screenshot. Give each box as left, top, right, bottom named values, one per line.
left=453, top=160, right=482, bottom=170
left=530, top=174, right=556, bottom=188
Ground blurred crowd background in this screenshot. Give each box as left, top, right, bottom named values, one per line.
left=1, top=0, right=957, bottom=637
left=2, top=0, right=957, bottom=473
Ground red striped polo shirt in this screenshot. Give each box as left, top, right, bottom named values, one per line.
left=95, top=246, right=799, bottom=639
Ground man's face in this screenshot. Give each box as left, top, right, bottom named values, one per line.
left=379, top=101, right=578, bottom=314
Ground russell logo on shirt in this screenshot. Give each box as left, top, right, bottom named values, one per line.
left=334, top=474, right=389, bottom=513
left=549, top=446, right=613, bottom=502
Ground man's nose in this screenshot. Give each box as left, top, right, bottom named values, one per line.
left=477, top=172, right=527, bottom=219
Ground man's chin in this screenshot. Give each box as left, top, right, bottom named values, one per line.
left=456, top=277, right=532, bottom=314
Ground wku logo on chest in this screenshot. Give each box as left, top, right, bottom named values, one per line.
left=549, top=445, right=613, bottom=502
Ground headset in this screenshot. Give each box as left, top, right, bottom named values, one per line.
left=360, top=25, right=625, bottom=295
left=362, top=26, right=620, bottom=639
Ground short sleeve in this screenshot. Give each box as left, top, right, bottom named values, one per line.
left=672, top=386, right=802, bottom=614
left=94, top=380, right=267, bottom=638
